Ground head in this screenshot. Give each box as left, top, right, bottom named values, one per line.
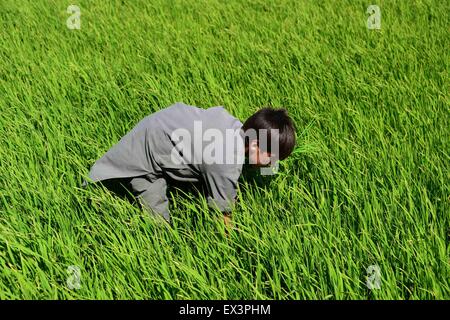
left=242, top=107, right=296, bottom=167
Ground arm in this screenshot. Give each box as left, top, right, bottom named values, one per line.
left=201, top=164, right=240, bottom=233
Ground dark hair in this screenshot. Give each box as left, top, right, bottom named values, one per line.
left=242, top=107, right=296, bottom=160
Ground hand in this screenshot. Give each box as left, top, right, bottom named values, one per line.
left=223, top=212, right=232, bottom=237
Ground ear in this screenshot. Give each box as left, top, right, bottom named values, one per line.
left=249, top=139, right=259, bottom=151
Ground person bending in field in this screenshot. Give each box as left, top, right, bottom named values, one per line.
left=83, top=102, right=296, bottom=228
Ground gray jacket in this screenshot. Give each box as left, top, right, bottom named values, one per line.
left=84, top=102, right=245, bottom=214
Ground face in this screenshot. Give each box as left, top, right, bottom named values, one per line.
left=247, top=140, right=273, bottom=167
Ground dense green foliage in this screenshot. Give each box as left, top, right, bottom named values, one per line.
left=0, top=0, right=448, bottom=299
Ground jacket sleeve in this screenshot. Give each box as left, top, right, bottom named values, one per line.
left=201, top=163, right=241, bottom=213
